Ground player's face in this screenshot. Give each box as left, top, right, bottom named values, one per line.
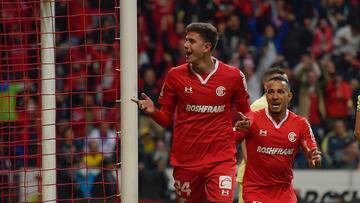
left=266, top=80, right=292, bottom=115
left=184, top=31, right=211, bottom=65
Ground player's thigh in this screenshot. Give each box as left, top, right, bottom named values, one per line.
left=205, top=159, right=236, bottom=203
left=173, top=166, right=206, bottom=203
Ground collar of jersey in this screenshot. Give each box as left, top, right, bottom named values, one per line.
left=190, top=57, right=219, bottom=84
left=265, top=107, right=289, bottom=129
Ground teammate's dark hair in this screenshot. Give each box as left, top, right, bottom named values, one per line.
left=186, top=22, right=219, bottom=52
left=263, top=67, right=287, bottom=82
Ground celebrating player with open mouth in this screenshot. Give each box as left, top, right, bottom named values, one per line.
left=234, top=76, right=321, bottom=203
left=132, top=22, right=251, bottom=203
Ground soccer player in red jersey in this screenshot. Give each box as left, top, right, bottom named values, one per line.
left=132, top=22, right=251, bottom=202
left=234, top=76, right=321, bottom=203
left=236, top=68, right=288, bottom=203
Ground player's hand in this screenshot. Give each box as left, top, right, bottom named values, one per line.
left=131, top=93, right=156, bottom=114
left=234, top=112, right=250, bottom=131
left=308, top=148, right=322, bottom=168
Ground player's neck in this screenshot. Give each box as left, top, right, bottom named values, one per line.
left=191, top=56, right=214, bottom=74
left=269, top=111, right=286, bottom=124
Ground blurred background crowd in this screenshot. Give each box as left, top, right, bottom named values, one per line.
left=0, top=0, right=360, bottom=202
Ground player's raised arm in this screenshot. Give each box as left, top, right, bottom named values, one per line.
left=355, top=95, right=360, bottom=141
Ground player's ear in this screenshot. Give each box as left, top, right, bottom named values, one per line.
left=288, top=91, right=293, bottom=102
left=203, top=42, right=212, bottom=52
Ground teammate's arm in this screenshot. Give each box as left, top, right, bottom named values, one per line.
left=234, top=129, right=249, bottom=144
left=355, top=95, right=360, bottom=141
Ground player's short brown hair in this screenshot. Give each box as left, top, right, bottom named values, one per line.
left=186, top=22, right=219, bottom=52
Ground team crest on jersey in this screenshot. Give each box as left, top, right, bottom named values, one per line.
left=216, top=86, right=226, bottom=96
left=184, top=86, right=193, bottom=93
left=219, top=176, right=232, bottom=189
left=288, top=132, right=297, bottom=142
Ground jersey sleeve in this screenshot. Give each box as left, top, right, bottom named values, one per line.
left=234, top=129, right=249, bottom=144
left=232, top=70, right=251, bottom=114
left=300, top=119, right=318, bottom=152
left=152, top=69, right=177, bottom=128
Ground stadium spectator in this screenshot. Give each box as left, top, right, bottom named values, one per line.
left=57, top=127, right=82, bottom=201
left=228, top=40, right=254, bottom=71
left=85, top=121, right=117, bottom=163
left=241, top=59, right=261, bottom=103
left=322, top=119, right=359, bottom=169
left=138, top=67, right=165, bottom=139
left=332, top=23, right=360, bottom=61
left=282, top=17, right=313, bottom=66
left=249, top=19, right=288, bottom=80
left=311, top=18, right=333, bottom=59
left=223, top=14, right=248, bottom=57
left=133, top=22, right=251, bottom=202
left=234, top=76, right=321, bottom=203
left=296, top=69, right=326, bottom=142
left=324, top=71, right=353, bottom=129
left=76, top=140, right=103, bottom=197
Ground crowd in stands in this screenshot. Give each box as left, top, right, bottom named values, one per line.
left=1, top=0, right=120, bottom=200
left=137, top=0, right=360, bottom=173
left=1, top=0, right=360, bottom=202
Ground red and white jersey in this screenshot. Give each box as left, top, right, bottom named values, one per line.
left=235, top=108, right=318, bottom=188
left=158, top=58, right=250, bottom=167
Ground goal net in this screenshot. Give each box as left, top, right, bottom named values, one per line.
left=0, top=0, right=120, bottom=202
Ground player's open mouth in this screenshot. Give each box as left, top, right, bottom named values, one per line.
left=271, top=103, right=280, bottom=108
left=185, top=52, right=192, bottom=58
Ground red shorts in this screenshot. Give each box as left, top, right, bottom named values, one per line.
left=243, top=183, right=297, bottom=203
left=172, top=159, right=236, bottom=203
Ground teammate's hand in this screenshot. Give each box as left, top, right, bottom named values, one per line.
left=131, top=93, right=156, bottom=114
left=234, top=112, right=250, bottom=131
left=308, top=148, right=322, bottom=168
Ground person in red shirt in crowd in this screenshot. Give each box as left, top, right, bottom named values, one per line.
left=132, top=22, right=251, bottom=203
left=311, top=18, right=333, bottom=59
left=234, top=76, right=321, bottom=203
left=325, top=71, right=353, bottom=128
